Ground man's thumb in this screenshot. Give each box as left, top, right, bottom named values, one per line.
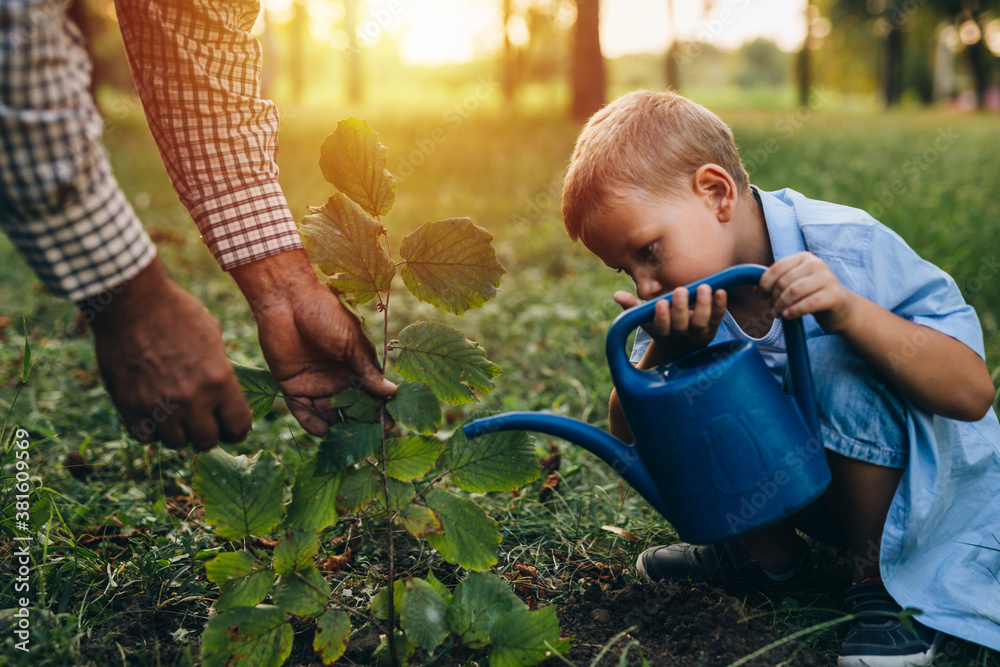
left=350, top=357, right=397, bottom=398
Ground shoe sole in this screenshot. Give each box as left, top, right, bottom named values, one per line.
left=837, top=638, right=939, bottom=667
left=635, top=552, right=653, bottom=584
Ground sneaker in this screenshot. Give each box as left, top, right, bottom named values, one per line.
left=838, top=580, right=942, bottom=667
left=635, top=539, right=809, bottom=586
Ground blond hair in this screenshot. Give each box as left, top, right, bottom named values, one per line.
left=561, top=90, right=749, bottom=243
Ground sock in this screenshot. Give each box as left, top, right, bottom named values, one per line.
left=760, top=547, right=808, bottom=581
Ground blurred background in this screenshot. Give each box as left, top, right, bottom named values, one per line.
left=71, top=0, right=1000, bottom=116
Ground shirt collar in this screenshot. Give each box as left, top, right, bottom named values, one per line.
left=752, top=185, right=807, bottom=262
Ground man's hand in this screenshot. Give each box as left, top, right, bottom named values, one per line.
left=87, top=257, right=252, bottom=450
left=757, top=252, right=856, bottom=333
left=230, top=249, right=396, bottom=437
left=614, top=283, right=727, bottom=360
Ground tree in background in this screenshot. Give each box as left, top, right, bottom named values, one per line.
left=570, top=0, right=605, bottom=120
left=928, top=0, right=999, bottom=108
left=344, top=0, right=363, bottom=103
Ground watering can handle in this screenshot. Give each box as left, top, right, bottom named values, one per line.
left=605, top=263, right=821, bottom=438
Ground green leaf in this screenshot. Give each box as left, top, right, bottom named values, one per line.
left=373, top=630, right=417, bottom=664
left=319, top=117, right=397, bottom=218
left=330, top=387, right=382, bottom=423
left=395, top=503, right=443, bottom=539
left=317, top=422, right=383, bottom=473
left=423, top=489, right=500, bottom=572
left=385, top=382, right=442, bottom=434
left=21, top=318, right=30, bottom=383
left=447, top=572, right=527, bottom=648
left=193, top=449, right=285, bottom=540
left=285, top=459, right=341, bottom=532
left=205, top=550, right=257, bottom=584
left=400, top=218, right=505, bottom=315
left=400, top=578, right=449, bottom=653
left=274, top=529, right=320, bottom=575
left=385, top=436, right=444, bottom=481
left=216, top=569, right=276, bottom=611
left=425, top=570, right=451, bottom=603
left=374, top=478, right=415, bottom=512
left=489, top=606, right=565, bottom=667
left=336, top=465, right=380, bottom=514
left=335, top=291, right=377, bottom=351
left=446, top=418, right=540, bottom=493
left=201, top=606, right=293, bottom=667
left=299, top=193, right=395, bottom=305
left=396, top=322, right=502, bottom=405
left=272, top=565, right=330, bottom=618
left=232, top=363, right=282, bottom=420
left=371, top=581, right=404, bottom=621
left=314, top=610, right=352, bottom=664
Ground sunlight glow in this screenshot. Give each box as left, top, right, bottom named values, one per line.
left=258, top=0, right=810, bottom=65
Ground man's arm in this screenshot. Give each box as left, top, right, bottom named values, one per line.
left=114, top=0, right=395, bottom=435
left=0, top=3, right=251, bottom=449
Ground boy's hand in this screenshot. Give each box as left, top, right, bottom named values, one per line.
left=758, top=252, right=857, bottom=333
left=614, top=283, right=727, bottom=356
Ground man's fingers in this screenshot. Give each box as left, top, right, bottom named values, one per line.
left=217, top=380, right=253, bottom=444
left=287, top=397, right=333, bottom=437
left=347, top=347, right=397, bottom=398
left=157, top=420, right=187, bottom=450
left=186, top=413, right=221, bottom=452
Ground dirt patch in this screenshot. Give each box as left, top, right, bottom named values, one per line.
left=557, top=579, right=828, bottom=666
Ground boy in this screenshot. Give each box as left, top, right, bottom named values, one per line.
left=561, top=90, right=1000, bottom=666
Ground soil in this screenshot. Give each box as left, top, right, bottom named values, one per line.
left=554, top=544, right=855, bottom=666
left=556, top=579, right=829, bottom=666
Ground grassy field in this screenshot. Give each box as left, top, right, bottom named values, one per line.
left=2, top=93, right=999, bottom=665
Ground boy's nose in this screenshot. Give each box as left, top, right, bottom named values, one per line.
left=635, top=274, right=663, bottom=302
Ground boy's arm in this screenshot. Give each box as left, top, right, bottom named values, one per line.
left=760, top=252, right=996, bottom=421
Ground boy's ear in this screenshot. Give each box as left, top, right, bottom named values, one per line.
left=692, top=164, right=737, bottom=222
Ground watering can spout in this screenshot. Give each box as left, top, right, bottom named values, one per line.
left=463, top=413, right=668, bottom=515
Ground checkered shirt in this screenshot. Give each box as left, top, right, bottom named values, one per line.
left=0, top=0, right=302, bottom=302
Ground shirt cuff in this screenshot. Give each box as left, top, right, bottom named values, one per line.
left=188, top=181, right=303, bottom=271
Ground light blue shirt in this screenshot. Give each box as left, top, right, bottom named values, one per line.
left=631, top=187, right=1000, bottom=649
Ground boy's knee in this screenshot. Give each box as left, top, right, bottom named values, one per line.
left=807, top=336, right=909, bottom=468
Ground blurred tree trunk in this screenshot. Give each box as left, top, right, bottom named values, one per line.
left=964, top=17, right=989, bottom=108
left=664, top=0, right=680, bottom=90
left=570, top=0, right=605, bottom=121
left=289, top=0, right=307, bottom=102
left=797, top=0, right=812, bottom=107
left=882, top=0, right=904, bottom=107
left=501, top=0, right=517, bottom=104
left=344, top=0, right=363, bottom=103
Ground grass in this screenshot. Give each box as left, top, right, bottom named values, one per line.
left=1, top=91, right=999, bottom=665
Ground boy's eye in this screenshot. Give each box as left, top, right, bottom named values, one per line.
left=615, top=268, right=623, bottom=274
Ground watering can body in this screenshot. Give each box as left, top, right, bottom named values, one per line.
left=464, top=265, right=831, bottom=545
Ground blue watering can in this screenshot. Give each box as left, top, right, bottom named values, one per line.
left=464, top=264, right=831, bottom=545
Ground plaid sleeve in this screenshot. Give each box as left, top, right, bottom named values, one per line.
left=0, top=0, right=158, bottom=302
left=114, top=0, right=302, bottom=271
